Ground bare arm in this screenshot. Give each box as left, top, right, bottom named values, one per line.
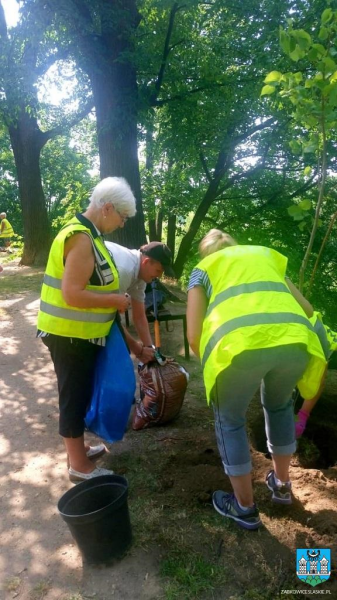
left=285, top=278, right=313, bottom=318
left=131, top=298, right=153, bottom=345
left=61, top=233, right=130, bottom=312
left=121, top=325, right=155, bottom=364
left=186, top=286, right=208, bottom=358
left=131, top=298, right=155, bottom=362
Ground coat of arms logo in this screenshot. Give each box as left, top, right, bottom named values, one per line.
left=296, top=549, right=331, bottom=587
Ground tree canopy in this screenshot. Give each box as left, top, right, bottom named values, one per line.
left=0, top=0, right=336, bottom=323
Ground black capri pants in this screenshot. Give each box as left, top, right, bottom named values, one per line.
left=42, top=334, right=102, bottom=438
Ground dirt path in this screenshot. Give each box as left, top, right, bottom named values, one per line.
left=1, top=261, right=337, bottom=600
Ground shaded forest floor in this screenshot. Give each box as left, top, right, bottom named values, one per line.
left=0, top=259, right=336, bottom=600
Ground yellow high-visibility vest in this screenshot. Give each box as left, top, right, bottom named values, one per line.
left=0, top=218, right=14, bottom=238
left=37, top=217, right=119, bottom=339
left=196, top=245, right=326, bottom=402
left=310, top=311, right=337, bottom=357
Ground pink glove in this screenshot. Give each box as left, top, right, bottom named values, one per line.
left=295, top=409, right=310, bottom=438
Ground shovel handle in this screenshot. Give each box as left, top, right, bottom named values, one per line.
left=154, top=319, right=161, bottom=349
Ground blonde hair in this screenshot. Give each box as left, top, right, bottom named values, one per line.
left=199, top=229, right=237, bottom=258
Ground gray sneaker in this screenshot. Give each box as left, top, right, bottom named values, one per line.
left=266, top=470, right=292, bottom=504
left=86, top=444, right=107, bottom=459
left=68, top=466, right=114, bottom=483
left=212, top=491, right=261, bottom=530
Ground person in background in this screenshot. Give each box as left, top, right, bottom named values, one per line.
left=295, top=313, right=337, bottom=438
left=186, top=229, right=326, bottom=530
left=37, top=177, right=136, bottom=482
left=105, top=241, right=175, bottom=363
left=0, top=212, right=14, bottom=251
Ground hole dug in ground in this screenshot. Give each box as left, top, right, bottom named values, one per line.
left=248, top=389, right=337, bottom=470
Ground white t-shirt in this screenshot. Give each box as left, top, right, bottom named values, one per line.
left=105, top=241, right=146, bottom=302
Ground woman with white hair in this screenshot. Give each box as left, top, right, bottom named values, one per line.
left=37, top=177, right=136, bottom=482
left=187, top=229, right=326, bottom=530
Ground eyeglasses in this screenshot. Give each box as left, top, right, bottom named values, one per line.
left=115, top=208, right=129, bottom=223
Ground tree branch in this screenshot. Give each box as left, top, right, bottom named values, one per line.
left=199, top=150, right=212, bottom=183
left=232, top=117, right=276, bottom=146
left=40, top=99, right=95, bottom=145
left=150, top=2, right=179, bottom=105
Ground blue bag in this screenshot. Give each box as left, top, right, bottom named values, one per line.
left=85, top=321, right=136, bottom=443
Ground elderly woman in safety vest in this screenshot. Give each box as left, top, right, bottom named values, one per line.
left=37, top=177, right=136, bottom=482
left=186, top=229, right=326, bottom=530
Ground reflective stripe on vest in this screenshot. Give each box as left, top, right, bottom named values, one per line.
left=206, top=281, right=291, bottom=317
left=196, top=245, right=327, bottom=402
left=201, top=311, right=315, bottom=369
left=39, top=300, right=115, bottom=323
left=37, top=217, right=119, bottom=339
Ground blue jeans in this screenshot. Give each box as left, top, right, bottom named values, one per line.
left=211, top=344, right=310, bottom=476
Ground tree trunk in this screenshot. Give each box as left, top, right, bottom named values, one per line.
left=9, top=113, right=51, bottom=265
left=90, top=68, right=145, bottom=249
left=173, top=182, right=220, bottom=278
left=148, top=218, right=157, bottom=241
left=156, top=208, right=163, bottom=240
left=84, top=0, right=146, bottom=249
left=167, top=213, right=176, bottom=257
left=46, top=0, right=149, bottom=249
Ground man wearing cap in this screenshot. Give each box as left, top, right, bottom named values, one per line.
left=105, top=241, right=175, bottom=363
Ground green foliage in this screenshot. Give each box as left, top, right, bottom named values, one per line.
left=50, top=182, right=93, bottom=235
left=39, top=127, right=97, bottom=235
left=263, top=8, right=337, bottom=152
left=1, top=0, right=336, bottom=303
left=0, top=126, right=22, bottom=235
left=262, top=4, right=337, bottom=292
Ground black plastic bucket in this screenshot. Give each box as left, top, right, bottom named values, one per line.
left=58, top=474, right=132, bottom=564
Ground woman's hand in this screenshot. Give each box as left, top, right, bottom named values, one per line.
left=138, top=345, right=155, bottom=363
left=113, top=293, right=131, bottom=313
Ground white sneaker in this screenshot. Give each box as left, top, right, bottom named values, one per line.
left=68, top=466, right=114, bottom=483
left=86, top=444, right=107, bottom=459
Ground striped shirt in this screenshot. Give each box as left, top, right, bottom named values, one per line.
left=37, top=213, right=116, bottom=346
left=188, top=268, right=212, bottom=300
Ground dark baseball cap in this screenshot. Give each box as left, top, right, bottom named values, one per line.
left=140, top=242, right=175, bottom=277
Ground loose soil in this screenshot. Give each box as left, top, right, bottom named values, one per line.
left=0, top=260, right=336, bottom=600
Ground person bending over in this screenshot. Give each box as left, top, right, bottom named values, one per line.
left=105, top=240, right=175, bottom=363
left=186, top=229, right=326, bottom=530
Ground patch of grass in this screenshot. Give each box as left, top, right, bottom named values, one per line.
left=130, top=497, right=165, bottom=545
left=108, top=450, right=164, bottom=494
left=4, top=576, right=21, bottom=592
left=29, top=579, right=51, bottom=600
left=161, top=551, right=227, bottom=600
left=0, top=271, right=44, bottom=294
